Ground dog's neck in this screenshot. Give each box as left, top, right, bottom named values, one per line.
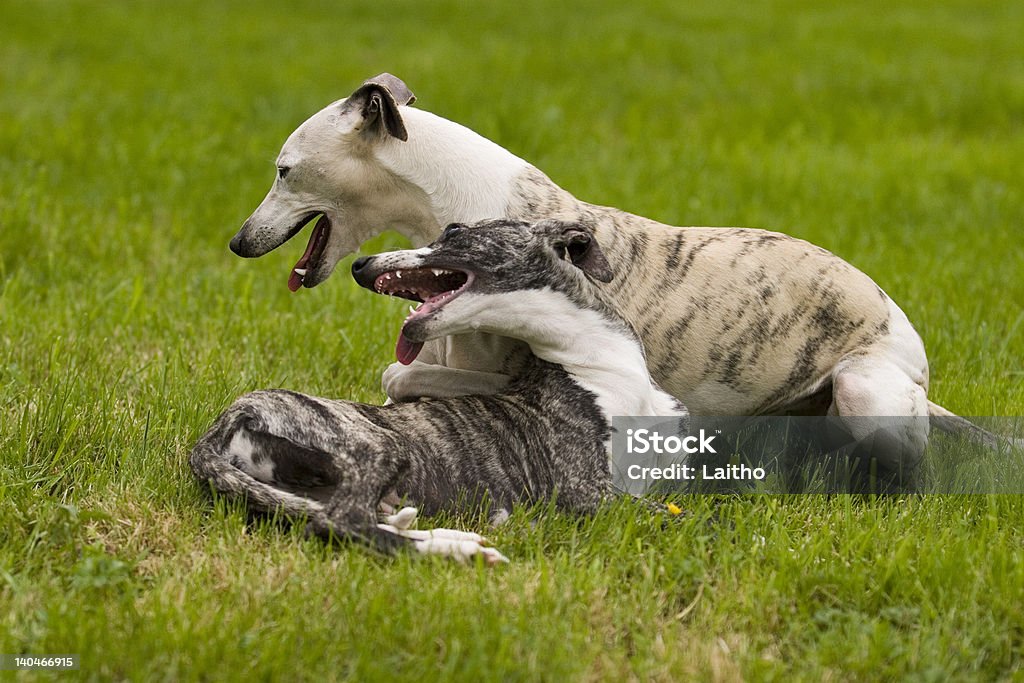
left=454, top=289, right=684, bottom=421
left=373, top=108, right=575, bottom=244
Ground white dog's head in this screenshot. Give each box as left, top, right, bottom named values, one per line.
left=230, top=74, right=417, bottom=291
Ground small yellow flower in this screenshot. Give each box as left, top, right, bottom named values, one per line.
left=666, top=502, right=683, bottom=516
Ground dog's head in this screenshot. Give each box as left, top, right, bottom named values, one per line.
left=229, top=73, right=416, bottom=291
left=351, top=218, right=616, bottom=364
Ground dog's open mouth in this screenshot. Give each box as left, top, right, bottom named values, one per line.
left=288, top=215, right=331, bottom=292
left=373, top=267, right=473, bottom=364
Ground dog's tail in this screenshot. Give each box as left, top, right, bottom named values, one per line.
left=190, top=403, right=415, bottom=555
left=189, top=409, right=328, bottom=520
left=927, top=401, right=1023, bottom=450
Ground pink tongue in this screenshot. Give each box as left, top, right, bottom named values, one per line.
left=396, top=330, right=424, bottom=365
left=287, top=269, right=304, bottom=292
left=287, top=220, right=324, bottom=292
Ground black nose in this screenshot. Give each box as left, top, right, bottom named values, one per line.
left=352, top=256, right=371, bottom=273
left=351, top=256, right=377, bottom=290
left=229, top=232, right=246, bottom=256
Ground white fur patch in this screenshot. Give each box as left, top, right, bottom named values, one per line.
left=432, top=288, right=685, bottom=423
left=375, top=108, right=530, bottom=232
left=228, top=431, right=276, bottom=483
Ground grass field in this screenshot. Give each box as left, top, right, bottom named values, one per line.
left=2, top=0, right=1023, bottom=679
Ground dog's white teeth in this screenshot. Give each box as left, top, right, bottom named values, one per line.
left=432, top=268, right=444, bottom=276
left=293, top=268, right=307, bottom=277
left=395, top=270, right=402, bottom=279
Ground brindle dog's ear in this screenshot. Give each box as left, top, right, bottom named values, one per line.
left=561, top=229, right=614, bottom=283
left=348, top=73, right=416, bottom=141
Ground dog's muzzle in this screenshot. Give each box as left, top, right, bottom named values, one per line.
left=228, top=221, right=275, bottom=258
left=229, top=213, right=318, bottom=259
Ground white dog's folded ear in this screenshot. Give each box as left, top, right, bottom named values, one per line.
left=347, top=73, right=416, bottom=141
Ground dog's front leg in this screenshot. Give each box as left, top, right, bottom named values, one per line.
left=307, top=487, right=412, bottom=555
left=311, top=463, right=508, bottom=564
left=382, top=361, right=511, bottom=402
left=378, top=507, right=508, bottom=565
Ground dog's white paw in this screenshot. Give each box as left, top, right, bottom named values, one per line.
left=384, top=506, right=419, bottom=530
left=377, top=522, right=487, bottom=544
left=376, top=510, right=508, bottom=565
left=412, top=537, right=509, bottom=566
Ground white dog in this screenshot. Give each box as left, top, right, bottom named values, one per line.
left=229, top=73, right=993, bottom=471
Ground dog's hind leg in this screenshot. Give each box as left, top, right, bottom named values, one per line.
left=190, top=410, right=331, bottom=523
left=192, top=391, right=508, bottom=561
left=191, top=391, right=413, bottom=555
left=828, top=354, right=929, bottom=484
left=821, top=293, right=932, bottom=487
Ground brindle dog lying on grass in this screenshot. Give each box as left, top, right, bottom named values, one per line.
left=192, top=219, right=687, bottom=563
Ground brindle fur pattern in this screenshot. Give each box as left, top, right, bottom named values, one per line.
left=192, top=220, right=683, bottom=557
left=190, top=357, right=612, bottom=554
left=503, top=168, right=905, bottom=416
left=231, top=73, right=1013, bottom=474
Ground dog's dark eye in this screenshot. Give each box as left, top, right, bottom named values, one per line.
left=277, top=166, right=290, bottom=180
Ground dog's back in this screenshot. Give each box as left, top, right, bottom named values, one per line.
left=191, top=354, right=611, bottom=515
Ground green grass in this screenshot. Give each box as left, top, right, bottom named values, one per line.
left=1, top=0, right=1023, bottom=679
